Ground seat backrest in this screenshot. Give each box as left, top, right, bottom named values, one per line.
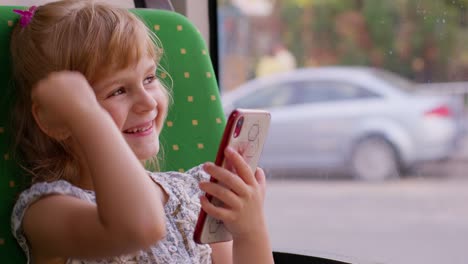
left=0, top=7, right=225, bottom=262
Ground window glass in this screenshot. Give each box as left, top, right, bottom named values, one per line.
left=218, top=1, right=468, bottom=263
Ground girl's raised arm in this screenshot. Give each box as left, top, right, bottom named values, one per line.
left=23, top=72, right=166, bottom=259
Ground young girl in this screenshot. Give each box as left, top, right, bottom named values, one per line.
left=9, top=0, right=274, bottom=263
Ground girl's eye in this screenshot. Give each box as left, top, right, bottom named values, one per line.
left=108, top=87, right=125, bottom=98
left=143, top=75, right=156, bottom=85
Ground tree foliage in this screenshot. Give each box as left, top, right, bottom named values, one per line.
left=276, top=0, right=468, bottom=82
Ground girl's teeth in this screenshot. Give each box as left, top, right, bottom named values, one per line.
left=127, top=123, right=151, bottom=133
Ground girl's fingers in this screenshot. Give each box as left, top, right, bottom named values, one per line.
left=255, top=167, right=266, bottom=196
left=200, top=196, right=234, bottom=223
left=199, top=182, right=242, bottom=210
left=224, top=147, right=256, bottom=185
left=223, top=157, right=234, bottom=172
left=255, top=168, right=266, bottom=186
left=255, top=168, right=267, bottom=202
left=203, top=162, right=248, bottom=197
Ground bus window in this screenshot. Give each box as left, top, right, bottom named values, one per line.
left=216, top=1, right=468, bottom=264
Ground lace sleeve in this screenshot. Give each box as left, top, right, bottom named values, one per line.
left=185, top=164, right=211, bottom=183
left=11, top=180, right=93, bottom=264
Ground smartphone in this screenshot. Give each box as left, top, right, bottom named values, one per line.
left=193, top=108, right=271, bottom=244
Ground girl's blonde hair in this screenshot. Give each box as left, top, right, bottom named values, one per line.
left=11, top=0, right=165, bottom=183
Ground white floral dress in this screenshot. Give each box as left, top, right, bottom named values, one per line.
left=11, top=166, right=212, bottom=264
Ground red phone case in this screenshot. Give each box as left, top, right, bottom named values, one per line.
left=193, top=108, right=271, bottom=244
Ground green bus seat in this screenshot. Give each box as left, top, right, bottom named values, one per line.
left=0, top=7, right=225, bottom=262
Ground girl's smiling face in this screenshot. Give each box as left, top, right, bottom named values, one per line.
left=93, top=57, right=169, bottom=160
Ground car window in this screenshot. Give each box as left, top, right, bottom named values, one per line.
left=234, top=83, right=296, bottom=109
left=293, top=81, right=380, bottom=104
left=292, top=82, right=331, bottom=103
left=372, top=68, right=415, bottom=93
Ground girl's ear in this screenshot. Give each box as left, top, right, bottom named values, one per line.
left=31, top=102, right=71, bottom=141
left=31, top=102, right=48, bottom=134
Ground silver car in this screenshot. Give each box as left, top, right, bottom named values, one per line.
left=222, top=67, right=464, bottom=181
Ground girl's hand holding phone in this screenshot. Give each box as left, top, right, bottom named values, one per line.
left=194, top=109, right=270, bottom=244
left=199, top=146, right=267, bottom=239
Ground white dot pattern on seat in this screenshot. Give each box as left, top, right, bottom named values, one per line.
left=145, top=18, right=224, bottom=173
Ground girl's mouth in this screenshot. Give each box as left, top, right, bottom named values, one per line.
left=123, top=121, right=154, bottom=136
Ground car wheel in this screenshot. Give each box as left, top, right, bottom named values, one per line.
left=350, top=136, right=400, bottom=181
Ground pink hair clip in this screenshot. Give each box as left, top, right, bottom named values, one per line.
left=13, top=6, right=37, bottom=28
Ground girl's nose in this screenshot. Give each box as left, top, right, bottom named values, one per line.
left=133, top=87, right=157, bottom=113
